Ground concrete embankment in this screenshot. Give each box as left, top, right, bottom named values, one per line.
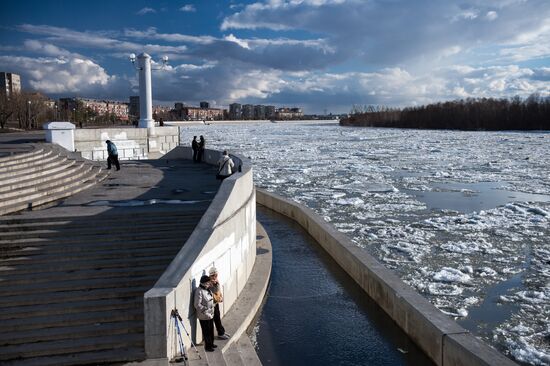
left=144, top=147, right=257, bottom=361
left=256, top=188, right=517, bottom=366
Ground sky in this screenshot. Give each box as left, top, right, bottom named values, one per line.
left=1, top=0, right=549, bottom=114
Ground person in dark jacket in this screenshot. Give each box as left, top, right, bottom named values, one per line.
left=192, top=136, right=199, bottom=163
left=105, top=140, right=120, bottom=171
left=194, top=275, right=216, bottom=352
left=209, top=267, right=230, bottom=339
left=198, top=135, right=205, bottom=163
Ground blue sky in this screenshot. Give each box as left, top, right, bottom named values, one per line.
left=1, top=0, right=549, bottom=113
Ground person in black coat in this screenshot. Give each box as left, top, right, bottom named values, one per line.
left=192, top=136, right=199, bottom=163
left=198, top=135, right=205, bottom=163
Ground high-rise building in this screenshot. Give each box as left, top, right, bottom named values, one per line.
left=254, top=105, right=266, bottom=120
left=242, top=104, right=254, bottom=119
left=265, top=105, right=276, bottom=119
left=229, top=103, right=242, bottom=120
left=0, top=72, right=21, bottom=97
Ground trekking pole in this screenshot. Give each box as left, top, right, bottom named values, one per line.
left=171, top=309, right=188, bottom=363
left=173, top=309, right=201, bottom=359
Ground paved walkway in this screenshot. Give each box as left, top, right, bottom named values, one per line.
left=0, top=134, right=271, bottom=365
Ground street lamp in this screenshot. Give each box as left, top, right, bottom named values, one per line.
left=27, top=100, right=31, bottom=129
left=129, top=53, right=168, bottom=129
left=72, top=108, right=76, bottom=123
left=54, top=104, right=58, bottom=120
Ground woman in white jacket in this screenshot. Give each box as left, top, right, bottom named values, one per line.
left=217, top=150, right=235, bottom=181
left=194, top=275, right=216, bottom=352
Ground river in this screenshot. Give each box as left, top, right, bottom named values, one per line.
left=180, top=121, right=550, bottom=365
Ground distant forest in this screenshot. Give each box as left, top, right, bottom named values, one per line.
left=340, top=95, right=550, bottom=130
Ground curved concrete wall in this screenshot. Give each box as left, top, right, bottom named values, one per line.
left=144, top=147, right=255, bottom=360
left=256, top=189, right=517, bottom=366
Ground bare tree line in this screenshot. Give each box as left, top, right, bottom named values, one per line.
left=0, top=92, right=129, bottom=131
left=341, top=95, right=550, bottom=130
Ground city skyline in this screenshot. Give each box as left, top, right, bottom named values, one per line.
left=1, top=0, right=549, bottom=114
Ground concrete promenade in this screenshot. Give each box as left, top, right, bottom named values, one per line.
left=0, top=131, right=270, bottom=365
left=0, top=141, right=221, bottom=364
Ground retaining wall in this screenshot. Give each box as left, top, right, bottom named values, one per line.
left=256, top=189, right=517, bottom=366
left=144, top=146, right=255, bottom=360
left=73, top=127, right=179, bottom=160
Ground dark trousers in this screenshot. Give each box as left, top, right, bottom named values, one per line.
left=199, top=319, right=215, bottom=349
left=197, top=149, right=204, bottom=163
left=107, top=154, right=120, bottom=170
left=213, top=303, right=225, bottom=336
left=192, top=149, right=198, bottom=162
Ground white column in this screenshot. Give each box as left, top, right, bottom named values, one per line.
left=137, top=53, right=155, bottom=129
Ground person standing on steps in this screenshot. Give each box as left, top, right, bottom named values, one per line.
left=192, top=136, right=199, bottom=163
left=209, top=267, right=230, bottom=340
left=194, top=275, right=216, bottom=352
left=198, top=135, right=205, bottom=163
left=105, top=140, right=120, bottom=171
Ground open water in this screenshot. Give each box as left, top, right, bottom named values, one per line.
left=181, top=121, right=550, bottom=365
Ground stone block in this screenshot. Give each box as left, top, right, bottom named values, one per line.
left=444, top=333, right=518, bottom=366
left=92, top=150, right=105, bottom=161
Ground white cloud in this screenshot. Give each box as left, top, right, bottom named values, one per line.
left=0, top=55, right=123, bottom=95
left=179, top=4, right=196, bottom=12
left=23, top=39, right=85, bottom=59
left=124, top=27, right=216, bottom=44
left=221, top=0, right=550, bottom=68
left=485, top=11, right=498, bottom=21
left=223, top=34, right=250, bottom=49
left=137, top=7, right=156, bottom=15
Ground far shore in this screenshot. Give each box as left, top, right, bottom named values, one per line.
left=165, top=119, right=339, bottom=126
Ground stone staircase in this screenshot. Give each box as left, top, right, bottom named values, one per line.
left=0, top=210, right=204, bottom=365
left=0, top=143, right=109, bottom=215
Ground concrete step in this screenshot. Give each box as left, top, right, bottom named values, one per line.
left=0, top=273, right=159, bottom=297
left=0, top=333, right=144, bottom=362
left=0, top=243, right=183, bottom=268
left=0, top=254, right=174, bottom=278
left=0, top=161, right=91, bottom=200
left=0, top=319, right=143, bottom=346
left=0, top=149, right=58, bottom=174
left=0, top=158, right=77, bottom=189
left=1, top=306, right=144, bottom=333
left=0, top=169, right=108, bottom=215
left=203, top=347, right=227, bottom=366
left=0, top=285, right=147, bottom=308
left=0, top=296, right=143, bottom=321
left=0, top=211, right=202, bottom=229
left=0, top=210, right=204, bottom=226
left=0, top=264, right=167, bottom=288
left=0, top=219, right=195, bottom=236
left=0, top=148, right=51, bottom=172
left=1, top=347, right=145, bottom=366
left=1, top=240, right=181, bottom=262
left=0, top=164, right=99, bottom=207
left=222, top=344, right=243, bottom=366
left=0, top=147, right=42, bottom=165
left=234, top=336, right=261, bottom=366
left=0, top=231, right=191, bottom=249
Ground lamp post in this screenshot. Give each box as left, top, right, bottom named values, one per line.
left=72, top=108, right=76, bottom=123
left=129, top=53, right=168, bottom=129
left=54, top=104, right=58, bottom=121
left=27, top=101, right=31, bottom=129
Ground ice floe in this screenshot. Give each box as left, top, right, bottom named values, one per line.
left=182, top=122, right=550, bottom=365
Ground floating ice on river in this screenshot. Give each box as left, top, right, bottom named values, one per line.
left=182, top=121, right=550, bottom=365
